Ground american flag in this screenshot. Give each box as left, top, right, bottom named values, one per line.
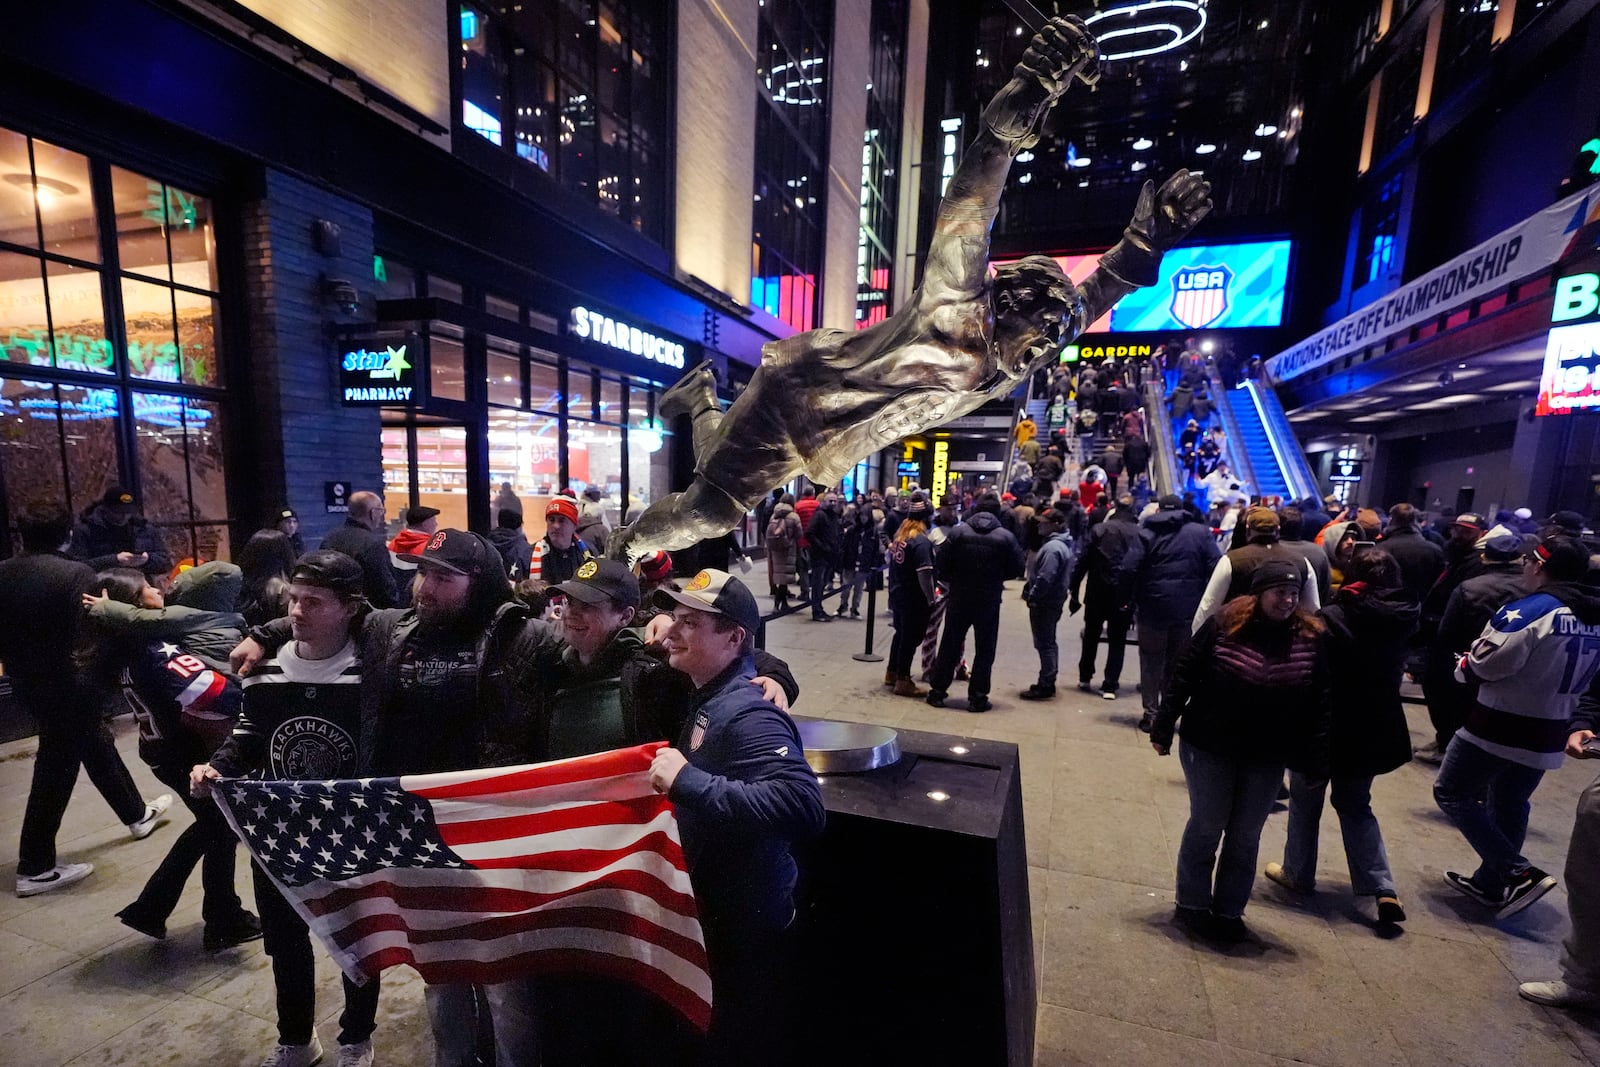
left=212, top=742, right=711, bottom=1029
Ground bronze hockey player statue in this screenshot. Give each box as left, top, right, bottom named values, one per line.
left=610, top=16, right=1211, bottom=561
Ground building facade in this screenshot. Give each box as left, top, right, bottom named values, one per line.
left=0, top=0, right=927, bottom=558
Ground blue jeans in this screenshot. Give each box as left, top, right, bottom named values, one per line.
left=1282, top=773, right=1396, bottom=896
left=1176, top=740, right=1284, bottom=918
left=1433, top=735, right=1546, bottom=894
left=1028, top=601, right=1064, bottom=686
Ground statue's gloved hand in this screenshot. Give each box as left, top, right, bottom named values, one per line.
left=1101, top=169, right=1214, bottom=286
left=1133, top=169, right=1213, bottom=253
left=980, top=16, right=1099, bottom=149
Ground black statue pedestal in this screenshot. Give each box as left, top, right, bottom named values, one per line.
left=793, top=719, right=1034, bottom=1067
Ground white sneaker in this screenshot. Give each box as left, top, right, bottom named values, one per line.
left=16, top=862, right=93, bottom=897
left=260, top=1032, right=324, bottom=1067
left=1519, top=980, right=1600, bottom=1010
left=335, top=1040, right=374, bottom=1067
left=128, top=794, right=175, bottom=840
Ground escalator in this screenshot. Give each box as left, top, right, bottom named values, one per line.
left=1209, top=373, right=1319, bottom=504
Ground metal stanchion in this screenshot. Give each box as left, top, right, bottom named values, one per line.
left=853, top=567, right=885, bottom=663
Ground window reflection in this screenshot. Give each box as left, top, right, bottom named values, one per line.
left=29, top=140, right=96, bottom=263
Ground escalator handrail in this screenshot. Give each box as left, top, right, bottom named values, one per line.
left=1246, top=378, right=1319, bottom=502
left=1143, top=376, right=1180, bottom=496
left=1243, top=379, right=1295, bottom=501
left=1205, top=367, right=1260, bottom=497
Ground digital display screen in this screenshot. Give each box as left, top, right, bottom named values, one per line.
left=992, top=240, right=1291, bottom=338
left=1537, top=322, right=1600, bottom=416
left=1109, top=240, right=1292, bottom=332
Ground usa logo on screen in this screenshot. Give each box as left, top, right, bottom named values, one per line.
left=1170, top=264, right=1233, bottom=329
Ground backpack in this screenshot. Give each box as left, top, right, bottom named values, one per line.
left=768, top=515, right=794, bottom=548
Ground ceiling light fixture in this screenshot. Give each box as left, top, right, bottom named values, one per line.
left=3, top=173, right=78, bottom=206
left=1084, top=1, right=1209, bottom=62
left=1131, top=161, right=1147, bottom=171
left=1254, top=123, right=1278, bottom=137
left=1242, top=148, right=1262, bottom=161
left=1195, top=143, right=1216, bottom=155
left=1132, top=137, right=1153, bottom=150
left=1070, top=156, right=1092, bottom=168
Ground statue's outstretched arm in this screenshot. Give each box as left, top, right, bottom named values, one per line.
left=1016, top=170, right=1214, bottom=384
left=919, top=17, right=1099, bottom=309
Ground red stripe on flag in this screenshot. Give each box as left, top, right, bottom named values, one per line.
left=468, top=830, right=687, bottom=872
left=436, top=794, right=670, bottom=846
left=360, top=946, right=712, bottom=1031
left=330, top=904, right=710, bottom=971
left=304, top=868, right=699, bottom=922
left=410, top=744, right=665, bottom=800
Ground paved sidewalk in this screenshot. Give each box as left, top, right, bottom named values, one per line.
left=2, top=586, right=1600, bottom=1064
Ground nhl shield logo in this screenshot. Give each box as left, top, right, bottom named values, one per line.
left=1170, top=264, right=1233, bottom=329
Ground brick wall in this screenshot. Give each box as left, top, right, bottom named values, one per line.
left=239, top=169, right=382, bottom=547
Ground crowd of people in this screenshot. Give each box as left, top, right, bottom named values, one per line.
left=0, top=489, right=820, bottom=1067
left=889, top=473, right=1600, bottom=1013
left=12, top=459, right=1600, bottom=1059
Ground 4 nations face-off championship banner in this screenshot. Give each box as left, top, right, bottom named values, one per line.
left=211, top=743, right=713, bottom=1029
left=1268, top=186, right=1600, bottom=386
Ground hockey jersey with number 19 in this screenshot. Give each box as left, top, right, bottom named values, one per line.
left=1456, top=586, right=1600, bottom=769
left=210, top=641, right=363, bottom=781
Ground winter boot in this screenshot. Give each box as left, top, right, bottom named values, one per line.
left=893, top=675, right=926, bottom=698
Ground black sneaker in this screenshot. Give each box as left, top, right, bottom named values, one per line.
left=1076, top=682, right=1096, bottom=694
left=1444, top=870, right=1506, bottom=908
left=1498, top=866, right=1557, bottom=919
left=1019, top=684, right=1055, bottom=701
left=203, top=910, right=263, bottom=952
left=925, top=690, right=947, bottom=708
left=1173, top=905, right=1209, bottom=936
left=1137, top=711, right=1157, bottom=733
left=968, top=696, right=992, bottom=713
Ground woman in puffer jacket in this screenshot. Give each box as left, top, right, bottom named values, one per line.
left=1151, top=559, right=1332, bottom=943
left=766, top=494, right=802, bottom=611
left=1264, top=548, right=1417, bottom=928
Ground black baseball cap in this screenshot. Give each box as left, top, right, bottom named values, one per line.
left=101, top=486, right=137, bottom=513
left=651, top=569, right=761, bottom=633
left=1250, top=559, right=1303, bottom=593
left=404, top=528, right=497, bottom=577
left=276, top=507, right=298, bottom=522
left=403, top=505, right=441, bottom=527
left=553, top=558, right=641, bottom=609
left=291, top=550, right=366, bottom=598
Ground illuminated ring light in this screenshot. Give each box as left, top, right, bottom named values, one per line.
left=1084, top=0, right=1208, bottom=62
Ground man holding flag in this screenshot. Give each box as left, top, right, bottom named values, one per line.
left=192, top=551, right=378, bottom=1067
left=647, top=570, right=826, bottom=1067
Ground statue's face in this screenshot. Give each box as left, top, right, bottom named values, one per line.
left=990, top=264, right=1084, bottom=378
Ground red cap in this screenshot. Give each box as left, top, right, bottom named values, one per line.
left=1002, top=492, right=1015, bottom=502
left=546, top=497, right=580, bottom=524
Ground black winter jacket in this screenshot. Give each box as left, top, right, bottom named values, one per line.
left=936, top=512, right=1024, bottom=602
left=68, top=506, right=173, bottom=575
left=1319, top=585, right=1418, bottom=778
left=1153, top=614, right=1331, bottom=775
left=321, top=519, right=402, bottom=608
left=806, top=506, right=844, bottom=565
left=1436, top=561, right=1527, bottom=656
left=1072, top=508, right=1145, bottom=605
left=1136, top=509, right=1220, bottom=628
left=1376, top=526, right=1445, bottom=607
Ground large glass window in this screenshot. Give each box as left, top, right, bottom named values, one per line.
left=457, top=1, right=670, bottom=244
left=1356, top=171, right=1404, bottom=288
left=857, top=0, right=908, bottom=330
left=751, top=0, right=833, bottom=333
left=0, top=126, right=230, bottom=559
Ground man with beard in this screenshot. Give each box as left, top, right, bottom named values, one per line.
left=607, top=16, right=1210, bottom=562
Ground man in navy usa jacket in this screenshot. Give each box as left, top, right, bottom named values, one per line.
left=647, top=569, right=825, bottom=1067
